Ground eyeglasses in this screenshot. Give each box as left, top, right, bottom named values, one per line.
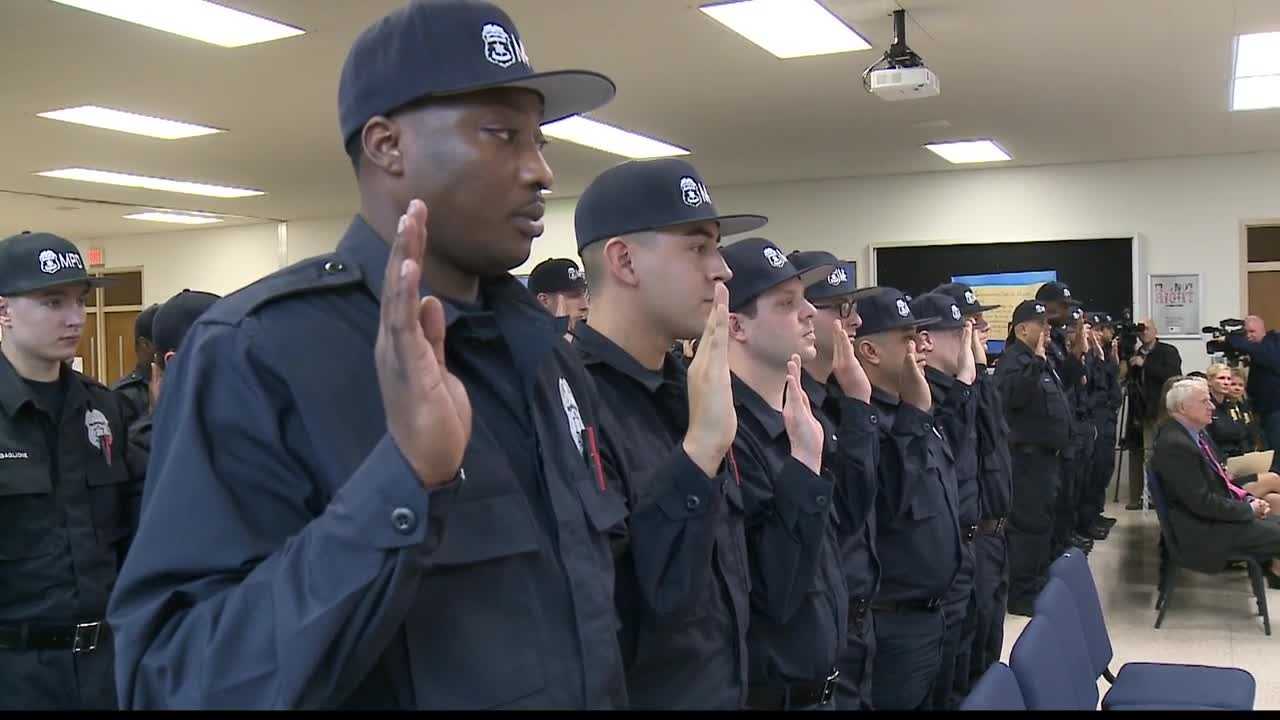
left=814, top=299, right=853, bottom=318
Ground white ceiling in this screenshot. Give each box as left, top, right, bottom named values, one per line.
left=2, top=0, right=1279, bottom=240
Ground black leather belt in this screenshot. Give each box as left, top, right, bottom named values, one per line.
left=1011, top=444, right=1062, bottom=457
left=978, top=516, right=1008, bottom=536
left=746, top=669, right=840, bottom=710
left=849, top=597, right=869, bottom=630
left=872, top=597, right=942, bottom=613
left=0, top=621, right=103, bottom=653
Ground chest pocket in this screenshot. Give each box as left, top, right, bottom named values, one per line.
left=84, top=427, right=135, bottom=548
left=1041, top=376, right=1069, bottom=421
left=0, top=451, right=60, bottom=561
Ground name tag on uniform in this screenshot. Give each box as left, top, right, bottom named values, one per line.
left=0, top=450, right=30, bottom=460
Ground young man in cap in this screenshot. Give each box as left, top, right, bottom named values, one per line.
left=721, top=238, right=845, bottom=710
left=1035, top=283, right=1095, bottom=554
left=932, top=282, right=1012, bottom=688
left=125, top=290, right=221, bottom=475
left=1078, top=311, right=1123, bottom=540
left=910, top=292, right=979, bottom=710
left=851, top=287, right=960, bottom=711
left=0, top=231, right=139, bottom=709
left=790, top=251, right=881, bottom=710
left=995, top=300, right=1072, bottom=616
left=527, top=257, right=589, bottom=333
left=108, top=1, right=628, bottom=709
left=571, top=158, right=766, bottom=709
left=110, top=303, right=159, bottom=429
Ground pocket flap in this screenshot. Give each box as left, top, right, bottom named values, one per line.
left=0, top=463, right=52, bottom=498
left=575, top=480, right=629, bottom=534
left=432, top=494, right=542, bottom=568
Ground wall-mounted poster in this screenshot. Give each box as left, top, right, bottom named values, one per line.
left=1148, top=273, right=1201, bottom=339
left=951, top=269, right=1059, bottom=354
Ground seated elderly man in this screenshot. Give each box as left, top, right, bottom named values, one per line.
left=1152, top=378, right=1280, bottom=587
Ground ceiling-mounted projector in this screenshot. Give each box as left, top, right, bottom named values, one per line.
left=864, top=9, right=939, bottom=101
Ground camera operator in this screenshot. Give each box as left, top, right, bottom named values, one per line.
left=1227, top=316, right=1280, bottom=463
left=1125, top=320, right=1182, bottom=509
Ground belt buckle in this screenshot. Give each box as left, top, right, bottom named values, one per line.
left=73, top=622, right=101, bottom=654
left=820, top=668, right=840, bottom=705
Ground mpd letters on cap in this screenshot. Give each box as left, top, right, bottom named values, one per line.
left=38, top=249, right=85, bottom=275
left=827, top=267, right=849, bottom=286
left=482, top=23, right=530, bottom=68
left=567, top=267, right=584, bottom=281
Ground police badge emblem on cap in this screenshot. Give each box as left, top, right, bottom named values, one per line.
left=481, top=22, right=523, bottom=67
left=896, top=299, right=910, bottom=317
left=828, top=267, right=848, bottom=286
left=964, top=289, right=976, bottom=304
left=951, top=305, right=962, bottom=321
left=762, top=246, right=786, bottom=268
left=1036, top=303, right=1046, bottom=313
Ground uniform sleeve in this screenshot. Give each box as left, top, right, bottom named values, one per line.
left=995, top=352, right=1045, bottom=410
left=734, top=431, right=834, bottom=625
left=933, top=379, right=977, bottom=462
left=877, top=403, right=933, bottom=521
left=831, top=397, right=879, bottom=541
left=598, top=426, right=722, bottom=620
left=107, top=320, right=444, bottom=709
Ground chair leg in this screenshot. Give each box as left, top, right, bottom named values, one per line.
left=1247, top=561, right=1272, bottom=636
left=1155, top=568, right=1176, bottom=629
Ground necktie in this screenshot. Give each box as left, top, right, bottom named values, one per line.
left=1197, top=433, right=1249, bottom=501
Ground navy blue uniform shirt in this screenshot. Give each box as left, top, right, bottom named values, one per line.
left=107, top=217, right=629, bottom=710
left=573, top=322, right=750, bottom=710
left=869, top=386, right=962, bottom=603
left=731, top=375, right=847, bottom=686
left=973, top=365, right=1013, bottom=520
left=994, top=339, right=1071, bottom=451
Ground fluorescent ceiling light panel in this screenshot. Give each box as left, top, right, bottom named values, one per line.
left=542, top=116, right=689, bottom=159
left=124, top=211, right=223, bottom=225
left=37, top=105, right=223, bottom=140
left=700, top=0, right=871, bottom=59
left=923, top=140, right=1013, bottom=164
left=48, top=0, right=304, bottom=48
left=36, top=168, right=264, bottom=198
left=1233, top=32, right=1280, bottom=111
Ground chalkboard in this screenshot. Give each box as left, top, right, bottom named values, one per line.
left=873, top=237, right=1135, bottom=323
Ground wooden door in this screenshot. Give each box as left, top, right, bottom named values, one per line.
left=104, top=311, right=140, bottom=387
left=1247, top=271, right=1280, bottom=332
left=75, top=313, right=100, bottom=381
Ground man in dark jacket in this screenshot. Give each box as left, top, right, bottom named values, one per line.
left=1228, top=316, right=1280, bottom=467
left=1128, top=320, right=1183, bottom=508
left=1152, top=378, right=1280, bottom=585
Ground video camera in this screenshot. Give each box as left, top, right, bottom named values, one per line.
left=1204, top=319, right=1248, bottom=366
left=1113, top=309, right=1145, bottom=362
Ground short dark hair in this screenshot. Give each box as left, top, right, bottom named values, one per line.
left=734, top=297, right=759, bottom=319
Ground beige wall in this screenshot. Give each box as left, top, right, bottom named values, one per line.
left=67, top=149, right=1280, bottom=371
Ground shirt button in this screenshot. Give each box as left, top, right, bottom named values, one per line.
left=816, top=495, right=828, bottom=507
left=323, top=260, right=345, bottom=274
left=870, top=415, right=879, bottom=425
left=685, top=495, right=701, bottom=511
left=391, top=507, right=416, bottom=534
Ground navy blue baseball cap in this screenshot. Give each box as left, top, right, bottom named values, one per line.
left=339, top=0, right=616, bottom=144
left=858, top=287, right=939, bottom=337
left=910, top=292, right=966, bottom=331
left=788, top=251, right=876, bottom=303
left=1011, top=299, right=1049, bottom=326
left=153, top=290, right=221, bottom=356
left=134, top=304, right=160, bottom=342
left=932, top=281, right=999, bottom=316
left=574, top=159, right=767, bottom=251
left=528, top=258, right=586, bottom=294
left=1087, top=310, right=1114, bottom=327
left=722, top=238, right=832, bottom=313
left=1035, top=280, right=1082, bottom=306
left=0, top=232, right=114, bottom=296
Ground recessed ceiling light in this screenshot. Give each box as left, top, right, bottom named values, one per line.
left=124, top=211, right=223, bottom=225
left=700, top=0, right=871, bottom=59
left=38, top=105, right=223, bottom=140
left=48, top=0, right=304, bottom=48
left=1232, top=32, right=1280, bottom=111
left=36, top=168, right=264, bottom=198
left=923, top=139, right=1013, bottom=164
left=542, top=116, right=689, bottom=159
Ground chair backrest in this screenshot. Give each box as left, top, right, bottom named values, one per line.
left=960, top=662, right=1025, bottom=710
left=1146, top=467, right=1184, bottom=561
left=1013, top=579, right=1099, bottom=710
left=1048, top=548, right=1113, bottom=678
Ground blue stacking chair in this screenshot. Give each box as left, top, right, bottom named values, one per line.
left=960, top=662, right=1025, bottom=710
left=1147, top=468, right=1270, bottom=636
left=1040, top=557, right=1255, bottom=711
left=1010, top=581, right=1100, bottom=710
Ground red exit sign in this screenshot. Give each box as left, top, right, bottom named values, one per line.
left=87, top=247, right=104, bottom=266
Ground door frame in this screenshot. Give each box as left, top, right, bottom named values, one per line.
left=83, top=265, right=144, bottom=380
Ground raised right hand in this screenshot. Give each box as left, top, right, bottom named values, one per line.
left=831, top=319, right=872, bottom=402
left=376, top=199, right=474, bottom=489
left=956, top=319, right=977, bottom=385
left=783, top=356, right=824, bottom=474
left=901, top=339, right=933, bottom=412
left=1034, top=329, right=1048, bottom=359
left=683, top=282, right=737, bottom=477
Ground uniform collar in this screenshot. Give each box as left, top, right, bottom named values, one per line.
left=336, top=214, right=547, bottom=331
left=924, top=365, right=956, bottom=392
left=732, top=372, right=785, bottom=440
left=572, top=322, right=669, bottom=393
left=801, top=370, right=830, bottom=409
left=870, top=385, right=901, bottom=409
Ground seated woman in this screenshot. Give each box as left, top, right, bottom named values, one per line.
left=1207, top=363, right=1261, bottom=458
left=1229, top=368, right=1267, bottom=450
